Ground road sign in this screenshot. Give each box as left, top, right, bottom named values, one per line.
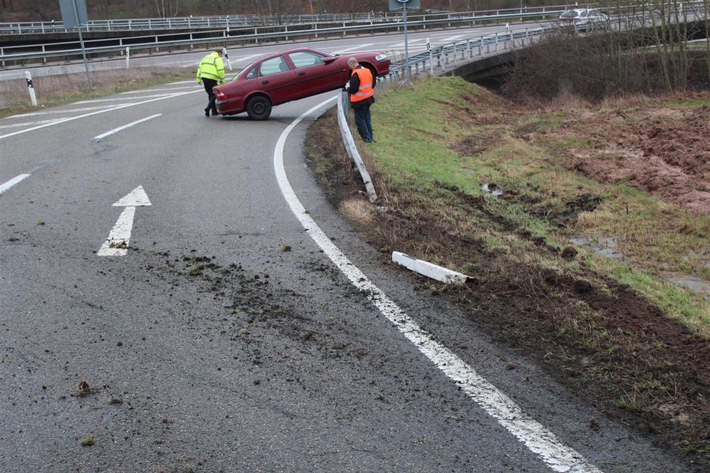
left=388, top=0, right=421, bottom=10
left=59, top=0, right=88, bottom=30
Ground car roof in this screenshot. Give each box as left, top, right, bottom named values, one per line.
left=253, top=47, right=334, bottom=62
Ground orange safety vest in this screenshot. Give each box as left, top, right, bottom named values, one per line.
left=350, top=67, right=374, bottom=103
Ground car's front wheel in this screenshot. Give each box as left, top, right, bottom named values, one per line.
left=246, top=95, right=272, bottom=120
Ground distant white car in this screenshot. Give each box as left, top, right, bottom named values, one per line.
left=559, top=8, right=610, bottom=31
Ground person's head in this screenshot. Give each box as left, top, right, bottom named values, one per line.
left=348, top=57, right=359, bottom=70
left=215, top=49, right=223, bottom=56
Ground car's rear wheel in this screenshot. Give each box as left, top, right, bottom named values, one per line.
left=246, top=95, right=272, bottom=120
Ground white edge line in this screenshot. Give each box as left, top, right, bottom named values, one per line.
left=0, top=90, right=199, bottom=141
left=273, top=96, right=604, bottom=473
left=94, top=114, right=162, bottom=141
left=0, top=174, right=31, bottom=195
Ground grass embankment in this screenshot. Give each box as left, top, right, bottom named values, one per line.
left=306, top=76, right=710, bottom=467
left=0, top=67, right=193, bottom=119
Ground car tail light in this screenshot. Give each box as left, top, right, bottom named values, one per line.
left=215, top=90, right=227, bottom=100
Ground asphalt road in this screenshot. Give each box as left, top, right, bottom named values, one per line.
left=0, top=33, right=694, bottom=473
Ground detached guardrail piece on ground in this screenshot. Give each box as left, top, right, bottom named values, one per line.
left=392, top=251, right=473, bottom=285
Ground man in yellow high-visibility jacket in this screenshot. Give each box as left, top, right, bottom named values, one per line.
left=196, top=49, right=225, bottom=117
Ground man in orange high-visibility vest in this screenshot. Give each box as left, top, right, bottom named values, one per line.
left=345, top=57, right=375, bottom=143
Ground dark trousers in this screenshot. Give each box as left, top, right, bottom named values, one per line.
left=353, top=105, right=373, bottom=143
left=202, top=78, right=218, bottom=114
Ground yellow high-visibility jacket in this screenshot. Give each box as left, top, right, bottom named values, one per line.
left=196, top=52, right=225, bottom=83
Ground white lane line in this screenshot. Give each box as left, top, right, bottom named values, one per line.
left=0, top=90, right=199, bottom=141
left=388, top=39, right=426, bottom=48
left=335, top=43, right=375, bottom=53
left=0, top=119, right=63, bottom=130
left=11, top=106, right=114, bottom=117
left=232, top=53, right=263, bottom=63
left=76, top=93, right=180, bottom=103
left=0, top=174, right=30, bottom=195
left=94, top=114, right=161, bottom=141
left=443, top=34, right=466, bottom=42
left=274, top=97, right=604, bottom=473
left=119, top=86, right=195, bottom=94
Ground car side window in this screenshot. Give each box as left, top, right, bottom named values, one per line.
left=246, top=67, right=258, bottom=80
left=260, top=56, right=288, bottom=76
left=287, top=51, right=325, bottom=69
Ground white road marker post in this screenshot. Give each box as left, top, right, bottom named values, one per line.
left=125, top=46, right=130, bottom=68
left=392, top=251, right=472, bottom=284
left=98, top=186, right=152, bottom=256
left=222, top=47, right=232, bottom=70
left=25, top=71, right=37, bottom=106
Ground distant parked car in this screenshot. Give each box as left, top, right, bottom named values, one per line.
left=559, top=8, right=610, bottom=32
left=214, top=47, right=391, bottom=120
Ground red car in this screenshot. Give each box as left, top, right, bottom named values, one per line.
left=214, top=47, right=391, bottom=120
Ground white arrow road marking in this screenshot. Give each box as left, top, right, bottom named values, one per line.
left=97, top=186, right=151, bottom=256
left=274, top=97, right=604, bottom=473
left=94, top=114, right=161, bottom=141
left=0, top=174, right=30, bottom=195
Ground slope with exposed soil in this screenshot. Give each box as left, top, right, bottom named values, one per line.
left=305, top=89, right=710, bottom=471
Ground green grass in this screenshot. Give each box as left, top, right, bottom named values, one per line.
left=366, top=76, right=710, bottom=337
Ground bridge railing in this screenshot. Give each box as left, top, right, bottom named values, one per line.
left=0, top=10, right=562, bottom=68
left=0, top=6, right=572, bottom=35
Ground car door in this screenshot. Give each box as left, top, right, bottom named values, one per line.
left=287, top=50, right=349, bottom=99
left=255, top=55, right=299, bottom=105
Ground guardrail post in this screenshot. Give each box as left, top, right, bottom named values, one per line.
left=25, top=71, right=37, bottom=106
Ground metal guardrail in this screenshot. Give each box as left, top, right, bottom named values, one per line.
left=0, top=7, right=572, bottom=35
left=1, top=2, right=705, bottom=71
left=382, top=26, right=545, bottom=87
left=0, top=10, right=562, bottom=69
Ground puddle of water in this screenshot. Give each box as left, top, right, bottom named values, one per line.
left=667, top=276, right=710, bottom=298
left=569, top=236, right=625, bottom=260
left=570, top=235, right=710, bottom=298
